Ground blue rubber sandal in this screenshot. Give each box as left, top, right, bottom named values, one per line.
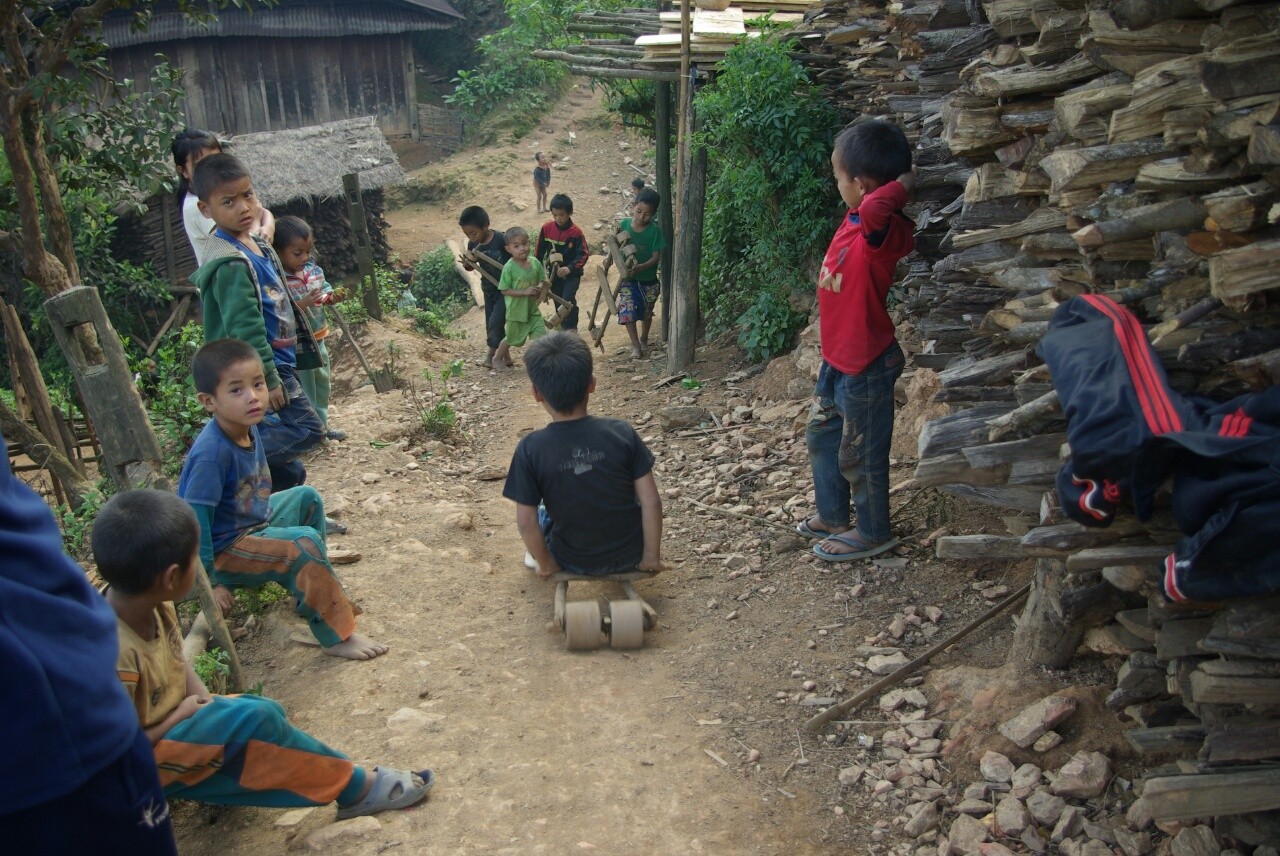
left=813, top=532, right=900, bottom=562
left=795, top=519, right=828, bottom=540
left=335, top=767, right=434, bottom=819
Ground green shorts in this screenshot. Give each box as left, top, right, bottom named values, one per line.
left=505, top=312, right=547, bottom=347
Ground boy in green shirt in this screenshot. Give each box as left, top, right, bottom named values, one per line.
left=604, top=189, right=666, bottom=360
left=496, top=226, right=549, bottom=368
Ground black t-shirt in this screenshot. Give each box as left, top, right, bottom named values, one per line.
left=468, top=229, right=510, bottom=297
left=503, top=416, right=655, bottom=569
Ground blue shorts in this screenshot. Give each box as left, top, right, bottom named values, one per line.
left=617, top=280, right=659, bottom=325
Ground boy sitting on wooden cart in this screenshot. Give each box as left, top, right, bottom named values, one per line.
left=502, top=332, right=663, bottom=578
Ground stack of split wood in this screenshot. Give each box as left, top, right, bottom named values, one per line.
left=799, top=0, right=1280, bottom=831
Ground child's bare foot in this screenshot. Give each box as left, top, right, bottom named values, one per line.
left=324, top=633, right=389, bottom=660
left=630, top=346, right=644, bottom=360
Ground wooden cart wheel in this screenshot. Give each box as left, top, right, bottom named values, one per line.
left=564, top=600, right=603, bottom=650
left=608, top=599, right=645, bottom=649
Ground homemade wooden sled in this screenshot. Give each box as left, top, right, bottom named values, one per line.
left=465, top=250, right=573, bottom=329
left=552, top=570, right=657, bottom=651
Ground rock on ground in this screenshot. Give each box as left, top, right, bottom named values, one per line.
left=305, top=816, right=381, bottom=851
left=1050, top=751, right=1110, bottom=799
left=998, top=694, right=1077, bottom=748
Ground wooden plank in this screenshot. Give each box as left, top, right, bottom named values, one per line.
left=1190, top=672, right=1280, bottom=705
left=961, top=432, right=1066, bottom=469
left=935, top=534, right=1065, bottom=560
left=1202, top=724, right=1280, bottom=765
left=1125, top=725, right=1207, bottom=755
left=1066, top=544, right=1173, bottom=572
left=1210, top=239, right=1280, bottom=300
left=692, top=7, right=746, bottom=37
left=1141, top=769, right=1280, bottom=821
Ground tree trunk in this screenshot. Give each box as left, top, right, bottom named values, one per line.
left=668, top=90, right=706, bottom=374
left=21, top=103, right=80, bottom=286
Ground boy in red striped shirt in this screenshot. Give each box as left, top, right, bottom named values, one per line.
left=799, top=120, right=916, bottom=562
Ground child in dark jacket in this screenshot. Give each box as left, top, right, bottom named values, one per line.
left=189, top=153, right=323, bottom=491
left=536, top=193, right=589, bottom=332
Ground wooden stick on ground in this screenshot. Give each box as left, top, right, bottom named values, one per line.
left=802, top=582, right=1032, bottom=733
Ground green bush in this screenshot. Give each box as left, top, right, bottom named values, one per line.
left=136, top=321, right=208, bottom=478
left=694, top=36, right=839, bottom=362
left=412, top=246, right=470, bottom=306
left=57, top=481, right=110, bottom=560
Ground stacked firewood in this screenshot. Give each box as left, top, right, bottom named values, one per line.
left=798, top=0, right=1280, bottom=832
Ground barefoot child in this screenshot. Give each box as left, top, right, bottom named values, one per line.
left=458, top=206, right=510, bottom=369
left=172, top=128, right=274, bottom=266
left=604, top=188, right=666, bottom=360
left=533, top=152, right=551, bottom=213
left=273, top=216, right=346, bottom=441
left=798, top=119, right=915, bottom=562
left=503, top=332, right=663, bottom=577
left=495, top=227, right=548, bottom=368
left=177, top=338, right=387, bottom=661
left=92, top=489, right=434, bottom=817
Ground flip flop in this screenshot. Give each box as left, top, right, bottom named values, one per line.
left=335, top=767, right=435, bottom=819
left=813, top=532, right=900, bottom=563
left=795, top=519, right=833, bottom=540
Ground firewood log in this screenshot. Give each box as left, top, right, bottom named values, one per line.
left=1040, top=139, right=1175, bottom=194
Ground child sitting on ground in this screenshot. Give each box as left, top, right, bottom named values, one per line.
left=177, top=338, right=386, bottom=660
left=190, top=152, right=323, bottom=491
left=172, top=128, right=274, bottom=266
left=798, top=119, right=915, bottom=563
left=536, top=194, right=589, bottom=332
left=92, top=489, right=433, bottom=818
left=273, top=216, right=346, bottom=441
left=495, top=227, right=549, bottom=368
left=503, top=332, right=663, bottom=577
left=458, top=205, right=510, bottom=369
left=604, top=188, right=666, bottom=360
left=533, top=152, right=552, bottom=213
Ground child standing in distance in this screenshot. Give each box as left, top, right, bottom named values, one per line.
left=605, top=188, right=667, bottom=360
left=495, top=227, right=548, bottom=368
left=172, top=129, right=274, bottom=266
left=190, top=153, right=323, bottom=491
left=799, top=119, right=915, bottom=562
left=630, top=177, right=646, bottom=204
left=92, top=489, right=434, bottom=818
left=504, top=332, right=663, bottom=577
left=177, top=338, right=386, bottom=660
left=536, top=193, right=589, bottom=332
left=273, top=216, right=345, bottom=441
left=533, top=152, right=552, bottom=213
left=458, top=206, right=510, bottom=369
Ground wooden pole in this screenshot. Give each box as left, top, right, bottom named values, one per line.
left=676, top=0, right=691, bottom=210
left=668, top=83, right=706, bottom=374
left=343, top=173, right=381, bottom=321
left=190, top=564, right=246, bottom=692
left=656, top=80, right=674, bottom=343
left=0, top=395, right=91, bottom=509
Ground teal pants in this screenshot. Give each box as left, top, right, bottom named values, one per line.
left=299, top=339, right=332, bottom=429
left=213, top=486, right=358, bottom=648
left=156, top=695, right=366, bottom=808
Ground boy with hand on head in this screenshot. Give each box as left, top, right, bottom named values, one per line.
left=177, top=338, right=387, bottom=660
left=92, top=489, right=434, bottom=819
left=190, top=152, right=324, bottom=492
left=495, top=226, right=548, bottom=368
left=458, top=205, right=510, bottom=369
left=273, top=216, right=346, bottom=441
left=533, top=152, right=551, bottom=213
left=799, top=119, right=915, bottom=563
left=604, top=188, right=666, bottom=360
left=536, top=193, right=589, bottom=332
left=503, top=332, right=663, bottom=578
left=172, top=128, right=274, bottom=266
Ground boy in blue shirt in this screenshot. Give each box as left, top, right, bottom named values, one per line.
left=190, top=153, right=324, bottom=491
left=177, top=338, right=386, bottom=661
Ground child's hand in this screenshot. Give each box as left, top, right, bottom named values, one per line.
left=174, top=694, right=209, bottom=723
left=536, top=556, right=560, bottom=578
left=212, top=584, right=235, bottom=615
left=638, top=553, right=664, bottom=574
left=896, top=169, right=916, bottom=199
left=555, top=266, right=569, bottom=279
left=297, top=289, right=322, bottom=309
left=268, top=384, right=287, bottom=412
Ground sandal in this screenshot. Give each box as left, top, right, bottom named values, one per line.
left=335, top=767, right=435, bottom=819
left=795, top=518, right=839, bottom=540
left=813, top=532, right=900, bottom=562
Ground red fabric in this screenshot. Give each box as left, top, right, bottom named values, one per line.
left=816, top=180, right=914, bottom=375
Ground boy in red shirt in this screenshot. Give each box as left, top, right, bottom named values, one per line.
left=799, top=119, right=915, bottom=561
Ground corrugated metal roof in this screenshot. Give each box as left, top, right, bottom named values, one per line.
left=99, top=0, right=463, bottom=49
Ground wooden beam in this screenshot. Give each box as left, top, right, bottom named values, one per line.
left=1141, top=769, right=1280, bottom=821
left=655, top=80, right=674, bottom=343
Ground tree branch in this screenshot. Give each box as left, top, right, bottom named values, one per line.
left=39, top=0, right=123, bottom=74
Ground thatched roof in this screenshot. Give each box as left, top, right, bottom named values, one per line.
left=228, top=117, right=406, bottom=207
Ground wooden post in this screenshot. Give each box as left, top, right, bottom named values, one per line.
left=343, top=173, right=381, bottom=321
left=655, top=80, right=675, bottom=343
left=676, top=0, right=691, bottom=207
left=190, top=564, right=246, bottom=693
left=668, top=82, right=707, bottom=374
left=42, top=287, right=168, bottom=492
left=1010, top=557, right=1126, bottom=669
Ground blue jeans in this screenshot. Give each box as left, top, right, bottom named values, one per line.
left=538, top=505, right=636, bottom=576
left=805, top=343, right=905, bottom=544
left=259, top=364, right=324, bottom=481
